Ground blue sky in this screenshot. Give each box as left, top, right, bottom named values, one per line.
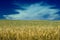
left=0, top=0, right=60, bottom=20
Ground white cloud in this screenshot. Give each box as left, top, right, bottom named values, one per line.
left=3, top=2, right=60, bottom=20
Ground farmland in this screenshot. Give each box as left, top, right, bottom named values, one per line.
left=0, top=20, right=60, bottom=40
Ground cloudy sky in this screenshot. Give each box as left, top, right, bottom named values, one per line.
left=0, top=0, right=60, bottom=20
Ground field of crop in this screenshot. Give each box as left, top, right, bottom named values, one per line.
left=0, top=20, right=60, bottom=40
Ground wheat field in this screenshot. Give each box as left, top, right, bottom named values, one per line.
left=0, top=20, right=60, bottom=40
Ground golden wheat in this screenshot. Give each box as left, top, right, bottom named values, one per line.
left=0, top=20, right=60, bottom=40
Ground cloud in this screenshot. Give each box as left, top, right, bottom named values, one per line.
left=3, top=2, right=60, bottom=20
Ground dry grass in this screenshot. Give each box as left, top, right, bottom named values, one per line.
left=0, top=20, right=60, bottom=40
